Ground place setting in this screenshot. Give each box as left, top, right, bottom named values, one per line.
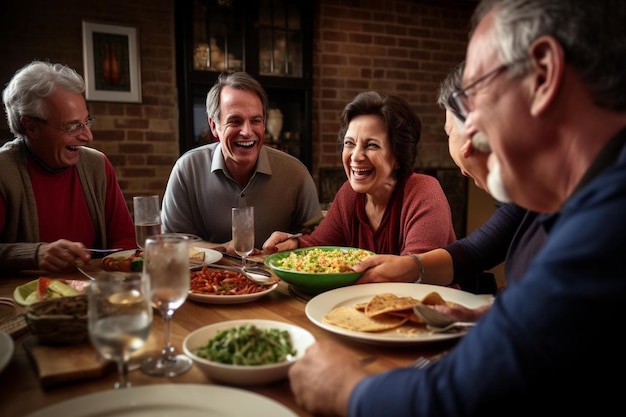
left=186, top=207, right=278, bottom=305
left=305, top=282, right=492, bottom=345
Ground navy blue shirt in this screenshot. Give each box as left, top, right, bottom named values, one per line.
left=349, top=129, right=626, bottom=416
left=444, top=202, right=546, bottom=285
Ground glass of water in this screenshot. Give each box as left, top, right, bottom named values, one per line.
left=133, top=195, right=162, bottom=249
left=87, top=273, right=152, bottom=389
left=232, top=206, right=255, bottom=270
left=140, top=234, right=192, bottom=377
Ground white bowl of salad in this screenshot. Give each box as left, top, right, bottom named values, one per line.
left=183, top=319, right=315, bottom=386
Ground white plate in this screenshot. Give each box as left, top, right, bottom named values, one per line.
left=103, top=247, right=223, bottom=266
left=190, top=247, right=223, bottom=265
left=188, top=272, right=278, bottom=305
left=13, top=279, right=89, bottom=306
left=306, top=282, right=493, bottom=345
left=0, top=330, right=13, bottom=374
left=25, top=383, right=298, bottom=417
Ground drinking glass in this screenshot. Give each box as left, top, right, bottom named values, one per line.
left=87, top=273, right=152, bottom=389
left=140, top=234, right=192, bottom=377
left=232, top=206, right=255, bottom=270
left=133, top=195, right=162, bottom=249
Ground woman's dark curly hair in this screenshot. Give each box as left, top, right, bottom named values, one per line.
left=337, top=91, right=421, bottom=179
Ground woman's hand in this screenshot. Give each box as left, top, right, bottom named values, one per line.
left=353, top=254, right=419, bottom=283
left=262, top=231, right=299, bottom=254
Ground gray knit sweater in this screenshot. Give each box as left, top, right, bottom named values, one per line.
left=0, top=138, right=107, bottom=273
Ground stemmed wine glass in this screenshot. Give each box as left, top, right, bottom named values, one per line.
left=87, top=273, right=153, bottom=389
left=140, top=234, right=192, bottom=377
left=133, top=195, right=162, bottom=249
left=232, top=206, right=255, bottom=271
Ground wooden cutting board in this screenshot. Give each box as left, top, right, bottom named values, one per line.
left=23, top=337, right=115, bottom=387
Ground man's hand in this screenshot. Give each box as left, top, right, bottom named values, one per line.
left=37, top=239, right=91, bottom=272
left=289, top=340, right=369, bottom=416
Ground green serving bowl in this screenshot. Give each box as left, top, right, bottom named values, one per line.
left=264, top=246, right=374, bottom=295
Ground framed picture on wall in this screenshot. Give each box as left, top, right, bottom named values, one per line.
left=82, top=21, right=142, bottom=103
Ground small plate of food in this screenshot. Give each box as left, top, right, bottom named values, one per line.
left=100, top=246, right=223, bottom=273
left=13, top=277, right=89, bottom=306
left=188, top=265, right=278, bottom=304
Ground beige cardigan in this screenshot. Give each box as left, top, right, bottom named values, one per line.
left=0, top=138, right=107, bottom=272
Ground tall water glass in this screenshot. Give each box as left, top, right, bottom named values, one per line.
left=140, top=234, right=192, bottom=377
left=232, top=206, right=255, bottom=270
left=87, top=273, right=152, bottom=389
left=133, top=195, right=162, bottom=249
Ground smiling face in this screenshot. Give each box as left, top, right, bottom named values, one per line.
left=341, top=114, right=398, bottom=197
left=464, top=9, right=545, bottom=210
left=22, top=88, right=93, bottom=170
left=210, top=86, right=265, bottom=178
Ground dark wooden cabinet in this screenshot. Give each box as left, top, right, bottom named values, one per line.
left=174, top=0, right=314, bottom=170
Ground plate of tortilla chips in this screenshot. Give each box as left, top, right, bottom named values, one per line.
left=305, top=283, right=493, bottom=345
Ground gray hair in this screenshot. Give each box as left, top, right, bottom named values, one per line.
left=437, top=61, right=465, bottom=118
left=2, top=61, right=85, bottom=139
left=473, top=0, right=626, bottom=110
left=205, top=71, right=268, bottom=124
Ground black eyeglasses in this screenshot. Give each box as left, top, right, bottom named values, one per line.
left=31, top=116, right=95, bottom=136
left=449, top=63, right=512, bottom=122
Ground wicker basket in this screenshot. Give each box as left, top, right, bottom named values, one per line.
left=26, top=295, right=88, bottom=345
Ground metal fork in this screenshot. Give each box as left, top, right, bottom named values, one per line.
left=406, top=356, right=432, bottom=369
left=405, top=351, right=449, bottom=369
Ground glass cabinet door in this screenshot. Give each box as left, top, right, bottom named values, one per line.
left=192, top=0, right=244, bottom=72
left=176, top=0, right=313, bottom=170
left=258, top=0, right=303, bottom=77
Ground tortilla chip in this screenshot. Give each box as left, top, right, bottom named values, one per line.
left=420, top=291, right=447, bottom=306
left=354, top=302, right=367, bottom=311
left=188, top=247, right=205, bottom=263
left=365, top=293, right=419, bottom=317
left=323, top=306, right=408, bottom=332
left=387, top=308, right=425, bottom=324
left=420, top=291, right=461, bottom=309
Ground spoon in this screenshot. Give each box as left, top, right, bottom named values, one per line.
left=427, top=321, right=476, bottom=333
left=197, top=265, right=278, bottom=286
left=413, top=303, right=476, bottom=331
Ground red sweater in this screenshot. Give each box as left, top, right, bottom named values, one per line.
left=299, top=173, right=456, bottom=254
left=0, top=154, right=136, bottom=250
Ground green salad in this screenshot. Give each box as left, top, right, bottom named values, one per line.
left=194, top=324, right=296, bottom=366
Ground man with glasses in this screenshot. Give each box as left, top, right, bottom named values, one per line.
left=0, top=61, right=136, bottom=273
left=288, top=1, right=626, bottom=416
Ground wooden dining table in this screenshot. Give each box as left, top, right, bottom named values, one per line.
left=0, top=242, right=460, bottom=417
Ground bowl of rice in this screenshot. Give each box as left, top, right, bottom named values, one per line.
left=264, top=246, right=374, bottom=295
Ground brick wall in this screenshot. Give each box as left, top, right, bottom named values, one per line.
left=0, top=0, right=178, bottom=210
left=311, top=0, right=474, bottom=178
left=0, top=0, right=475, bottom=212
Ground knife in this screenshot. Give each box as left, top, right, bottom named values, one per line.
left=87, top=248, right=124, bottom=254
left=213, top=249, right=262, bottom=267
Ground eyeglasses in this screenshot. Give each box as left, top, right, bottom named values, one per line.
left=449, top=63, right=512, bottom=122
left=31, top=116, right=95, bottom=136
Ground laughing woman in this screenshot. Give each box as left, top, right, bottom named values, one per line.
left=263, top=91, right=456, bottom=259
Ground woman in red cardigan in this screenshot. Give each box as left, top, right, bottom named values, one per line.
left=263, top=91, right=456, bottom=258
